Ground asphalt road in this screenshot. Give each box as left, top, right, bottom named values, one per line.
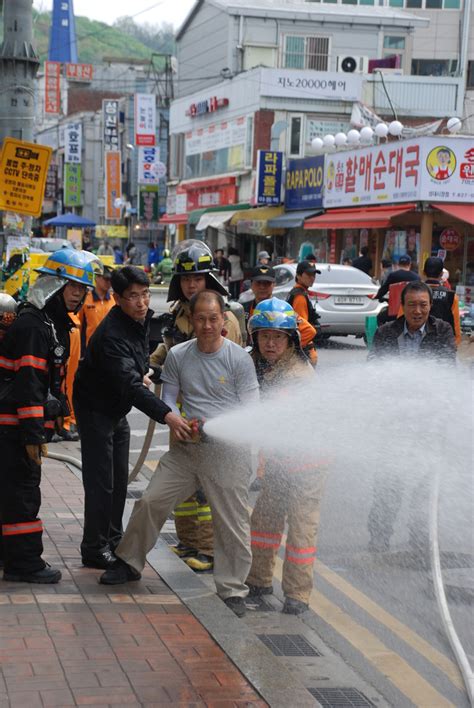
left=128, top=297, right=473, bottom=707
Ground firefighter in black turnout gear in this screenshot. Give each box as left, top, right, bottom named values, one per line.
left=0, top=250, right=100, bottom=583
left=423, top=257, right=461, bottom=346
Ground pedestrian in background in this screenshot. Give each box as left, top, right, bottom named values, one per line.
left=351, top=246, right=373, bottom=275
left=101, top=290, right=260, bottom=618
left=74, top=266, right=186, bottom=570
left=380, top=258, right=392, bottom=286
left=0, top=250, right=98, bottom=584
left=125, top=242, right=140, bottom=265
left=227, top=246, right=244, bottom=300
left=424, top=257, right=461, bottom=346
left=246, top=298, right=324, bottom=615
left=214, top=248, right=231, bottom=285
left=113, top=245, right=124, bottom=265
left=287, top=260, right=321, bottom=367
left=97, top=240, right=114, bottom=257
left=256, top=250, right=271, bottom=267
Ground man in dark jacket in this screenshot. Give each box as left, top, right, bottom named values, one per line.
left=74, top=266, right=190, bottom=569
left=423, top=256, right=461, bottom=346
left=368, top=281, right=455, bottom=555
left=0, top=249, right=97, bottom=583
left=370, top=281, right=456, bottom=362
left=351, top=246, right=372, bottom=275
left=376, top=254, right=419, bottom=302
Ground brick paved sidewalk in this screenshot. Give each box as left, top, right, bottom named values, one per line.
left=0, top=459, right=267, bottom=708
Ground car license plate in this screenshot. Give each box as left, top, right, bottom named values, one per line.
left=335, top=296, right=363, bottom=305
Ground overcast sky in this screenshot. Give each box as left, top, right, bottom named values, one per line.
left=33, top=0, right=196, bottom=28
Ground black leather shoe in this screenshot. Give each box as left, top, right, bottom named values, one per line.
left=82, top=548, right=116, bottom=569
left=282, top=597, right=308, bottom=615
left=99, top=559, right=141, bottom=585
left=3, top=563, right=61, bottom=584
left=224, top=596, right=246, bottom=618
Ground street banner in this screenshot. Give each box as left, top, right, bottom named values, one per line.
left=44, top=162, right=58, bottom=201
left=103, top=99, right=119, bottom=151
left=96, top=225, right=128, bottom=239
left=324, top=136, right=474, bottom=208
left=45, top=61, right=61, bottom=114
left=256, top=150, right=283, bottom=205
left=138, top=146, right=161, bottom=185
left=285, top=155, right=324, bottom=210
left=0, top=138, right=52, bottom=217
left=139, top=185, right=160, bottom=223
left=65, top=122, right=82, bottom=164
left=104, top=151, right=122, bottom=220
left=64, top=163, right=82, bottom=207
left=134, top=94, right=156, bottom=146
left=65, top=63, right=93, bottom=82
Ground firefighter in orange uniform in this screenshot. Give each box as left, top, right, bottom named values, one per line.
left=246, top=298, right=325, bottom=615
left=79, top=265, right=115, bottom=352
left=286, top=260, right=321, bottom=366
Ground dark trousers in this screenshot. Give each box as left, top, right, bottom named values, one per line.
left=229, top=280, right=242, bottom=300
left=75, top=403, right=130, bottom=557
left=0, top=437, right=45, bottom=574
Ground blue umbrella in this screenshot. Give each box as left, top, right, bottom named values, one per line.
left=43, top=213, right=96, bottom=228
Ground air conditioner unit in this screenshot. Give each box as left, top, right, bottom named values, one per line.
left=336, top=55, right=370, bottom=74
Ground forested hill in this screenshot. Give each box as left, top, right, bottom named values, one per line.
left=0, top=10, right=176, bottom=66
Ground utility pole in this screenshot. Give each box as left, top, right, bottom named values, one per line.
left=0, top=0, right=40, bottom=148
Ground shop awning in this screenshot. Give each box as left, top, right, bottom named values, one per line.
left=431, top=203, right=474, bottom=226
left=188, top=203, right=251, bottom=226
left=159, top=213, right=188, bottom=225
left=195, top=211, right=238, bottom=231
left=304, top=203, right=417, bottom=230
left=267, top=209, right=323, bottom=229
left=230, top=206, right=285, bottom=236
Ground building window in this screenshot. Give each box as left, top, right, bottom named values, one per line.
left=289, top=115, right=303, bottom=157
left=411, top=58, right=458, bottom=76
left=466, top=61, right=474, bottom=87
left=390, top=0, right=460, bottom=6
left=283, top=36, right=329, bottom=71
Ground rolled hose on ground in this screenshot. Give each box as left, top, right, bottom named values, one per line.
left=430, top=468, right=474, bottom=706
left=127, top=382, right=160, bottom=484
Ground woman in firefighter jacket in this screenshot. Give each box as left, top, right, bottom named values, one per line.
left=0, top=249, right=100, bottom=584
left=246, top=297, right=326, bottom=615
left=149, top=240, right=245, bottom=573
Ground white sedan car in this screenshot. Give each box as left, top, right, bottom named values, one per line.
left=240, top=263, right=387, bottom=339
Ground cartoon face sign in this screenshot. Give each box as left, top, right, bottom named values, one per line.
left=426, top=146, right=456, bottom=181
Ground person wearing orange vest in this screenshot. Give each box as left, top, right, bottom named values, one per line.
left=58, top=312, right=81, bottom=442
left=79, top=266, right=115, bottom=352
left=287, top=260, right=321, bottom=366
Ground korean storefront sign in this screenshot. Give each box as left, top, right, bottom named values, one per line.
left=134, top=94, right=156, bottom=147
left=184, top=177, right=237, bottom=211
left=185, top=117, right=247, bottom=156
left=104, top=151, right=122, bottom=220
left=65, top=63, right=93, bottom=82
left=324, top=137, right=474, bottom=208
left=139, top=186, right=160, bottom=224
left=103, top=100, right=119, bottom=151
left=285, top=155, right=324, bottom=211
left=260, top=68, right=362, bottom=103
left=45, top=61, right=61, bottom=114
left=64, top=122, right=82, bottom=164
left=0, top=138, right=52, bottom=217
left=256, top=151, right=283, bottom=206
left=138, top=147, right=164, bottom=185
left=44, top=163, right=58, bottom=202
left=64, top=163, right=82, bottom=207
left=96, top=225, right=128, bottom=239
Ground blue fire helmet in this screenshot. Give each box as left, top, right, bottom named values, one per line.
left=36, top=249, right=103, bottom=287
left=248, top=297, right=298, bottom=336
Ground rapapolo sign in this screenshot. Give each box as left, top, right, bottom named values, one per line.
left=0, top=138, right=52, bottom=217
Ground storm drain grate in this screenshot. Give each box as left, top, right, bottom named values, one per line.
left=257, top=634, right=321, bottom=657
left=308, top=688, right=375, bottom=707
left=126, top=490, right=143, bottom=499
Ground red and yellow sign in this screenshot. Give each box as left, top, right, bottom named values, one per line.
left=45, top=61, right=61, bottom=114
left=104, top=151, right=121, bottom=220
left=0, top=138, right=52, bottom=217
left=439, top=228, right=461, bottom=251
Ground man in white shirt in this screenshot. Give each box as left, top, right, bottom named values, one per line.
left=101, top=290, right=259, bottom=617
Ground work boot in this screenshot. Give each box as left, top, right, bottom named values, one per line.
left=171, top=542, right=197, bottom=559
left=185, top=553, right=213, bottom=572
left=99, top=559, right=141, bottom=585
left=3, top=563, right=61, bottom=584
left=82, top=547, right=116, bottom=569
left=224, top=596, right=246, bottom=618
left=58, top=427, right=79, bottom=442
left=247, top=583, right=273, bottom=597
left=282, top=597, right=309, bottom=615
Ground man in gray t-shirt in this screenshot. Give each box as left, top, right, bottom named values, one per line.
left=101, top=291, right=259, bottom=618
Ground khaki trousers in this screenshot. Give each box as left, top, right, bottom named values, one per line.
left=247, top=467, right=325, bottom=603
left=116, top=441, right=252, bottom=599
